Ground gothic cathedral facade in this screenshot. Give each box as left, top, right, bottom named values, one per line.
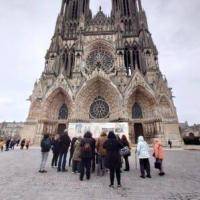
left=21, top=0, right=182, bottom=145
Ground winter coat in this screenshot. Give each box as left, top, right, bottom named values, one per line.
left=80, top=138, right=94, bottom=159
left=72, top=140, right=81, bottom=161
left=91, top=137, right=96, bottom=155
left=59, top=134, right=71, bottom=153
left=136, top=136, right=150, bottom=159
left=41, top=137, right=52, bottom=153
left=21, top=140, right=25, bottom=146
left=52, top=139, right=60, bottom=154
left=0, top=141, right=4, bottom=148
left=70, top=137, right=77, bottom=154
left=96, top=136, right=107, bottom=156
left=6, top=139, right=11, bottom=147
left=153, top=140, right=164, bottom=160
left=103, top=138, right=123, bottom=169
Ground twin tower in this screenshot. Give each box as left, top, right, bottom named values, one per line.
left=58, top=0, right=148, bottom=40
left=60, top=0, right=143, bottom=20
left=21, top=0, right=182, bottom=146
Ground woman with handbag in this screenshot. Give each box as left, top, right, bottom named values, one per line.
left=153, top=138, right=165, bottom=176
left=121, top=135, right=131, bottom=171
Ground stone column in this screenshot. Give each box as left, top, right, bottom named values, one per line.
left=128, top=122, right=134, bottom=144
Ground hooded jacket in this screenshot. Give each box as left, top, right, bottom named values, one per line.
left=136, top=136, right=150, bottom=159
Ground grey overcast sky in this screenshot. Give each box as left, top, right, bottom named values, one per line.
left=0, top=0, right=200, bottom=124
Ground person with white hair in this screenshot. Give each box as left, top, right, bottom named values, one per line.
left=136, top=136, right=151, bottom=179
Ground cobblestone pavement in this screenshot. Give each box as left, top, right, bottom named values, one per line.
left=0, top=148, right=200, bottom=200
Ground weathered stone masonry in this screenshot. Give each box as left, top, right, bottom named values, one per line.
left=21, top=0, right=182, bottom=145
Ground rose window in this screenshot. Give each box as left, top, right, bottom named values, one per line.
left=89, top=96, right=110, bottom=119
left=86, top=47, right=114, bottom=72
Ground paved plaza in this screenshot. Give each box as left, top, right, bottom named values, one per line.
left=0, top=148, right=200, bottom=200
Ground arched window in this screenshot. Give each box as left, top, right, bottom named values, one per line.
left=124, top=46, right=131, bottom=76
left=132, top=103, right=143, bottom=119
left=63, top=50, right=68, bottom=71
left=124, top=42, right=141, bottom=76
left=58, top=104, right=68, bottom=119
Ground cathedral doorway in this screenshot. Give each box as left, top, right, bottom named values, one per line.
left=57, top=124, right=66, bottom=135
left=134, top=123, right=144, bottom=143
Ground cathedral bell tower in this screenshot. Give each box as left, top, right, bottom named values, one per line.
left=60, top=0, right=90, bottom=21
left=111, top=0, right=140, bottom=34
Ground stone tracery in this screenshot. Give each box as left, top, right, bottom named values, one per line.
left=21, top=0, right=182, bottom=146
left=86, top=47, right=114, bottom=73
left=89, top=96, right=110, bottom=119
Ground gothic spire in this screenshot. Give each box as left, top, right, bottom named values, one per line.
left=60, top=0, right=91, bottom=21
left=60, top=0, right=65, bottom=15
left=138, top=0, right=143, bottom=11
left=112, top=0, right=138, bottom=17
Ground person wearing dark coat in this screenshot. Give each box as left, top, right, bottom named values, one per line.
left=25, top=140, right=30, bottom=150
left=103, top=131, right=123, bottom=188
left=51, top=134, right=60, bottom=167
left=121, top=135, right=131, bottom=171
left=10, top=139, right=16, bottom=150
left=20, top=139, right=26, bottom=150
left=79, top=131, right=94, bottom=181
left=16, top=139, right=20, bottom=146
left=39, top=134, right=52, bottom=173
left=91, top=135, right=96, bottom=173
left=168, top=139, right=172, bottom=149
left=5, top=138, right=11, bottom=151
left=69, top=137, right=78, bottom=167
left=57, top=130, right=71, bottom=172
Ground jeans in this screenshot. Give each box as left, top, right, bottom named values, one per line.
left=72, top=160, right=80, bottom=173
left=139, top=158, right=151, bottom=177
left=91, top=154, right=95, bottom=172
left=58, top=152, right=67, bottom=171
left=40, top=152, right=49, bottom=171
left=6, top=145, right=9, bottom=151
left=157, top=159, right=164, bottom=173
left=97, top=155, right=106, bottom=176
left=124, top=155, right=130, bottom=171
left=51, top=152, right=59, bottom=167
left=110, top=167, right=121, bottom=185
left=80, top=158, right=91, bottom=180
left=69, top=151, right=74, bottom=167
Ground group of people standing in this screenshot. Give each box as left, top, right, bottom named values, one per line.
left=0, top=137, right=30, bottom=152
left=39, top=130, right=165, bottom=188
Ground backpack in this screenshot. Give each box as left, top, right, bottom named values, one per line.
left=42, top=139, right=51, bottom=152
left=83, top=142, right=92, bottom=153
